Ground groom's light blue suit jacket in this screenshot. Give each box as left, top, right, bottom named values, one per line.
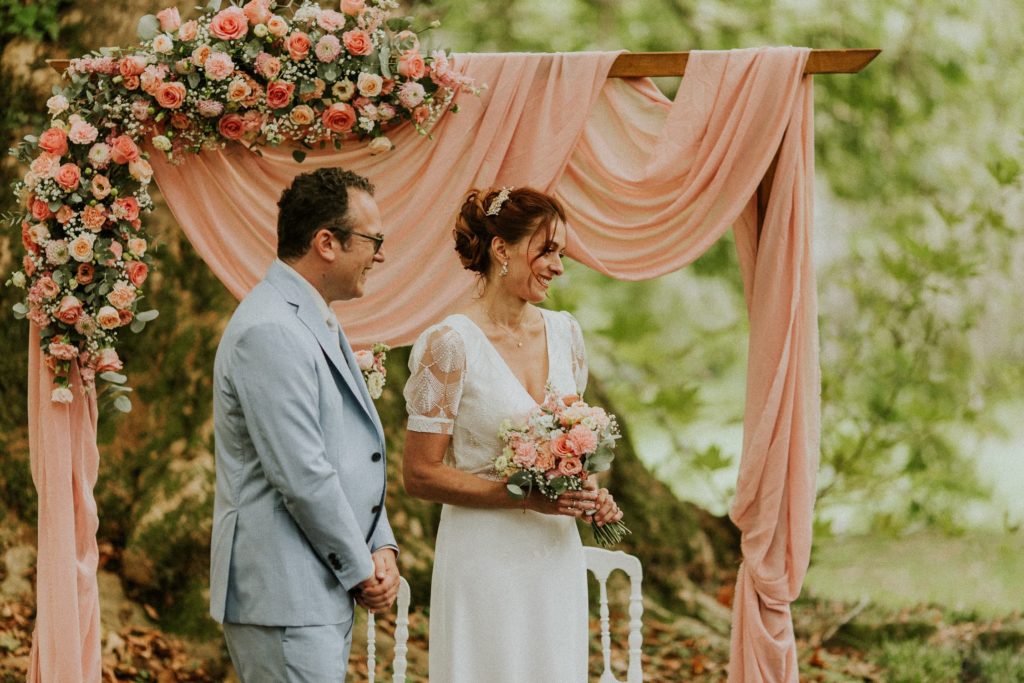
left=210, top=260, right=396, bottom=627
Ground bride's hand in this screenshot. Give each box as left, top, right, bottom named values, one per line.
left=527, top=489, right=598, bottom=518
left=589, top=487, right=623, bottom=527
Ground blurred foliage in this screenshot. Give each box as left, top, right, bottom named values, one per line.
left=0, top=0, right=69, bottom=43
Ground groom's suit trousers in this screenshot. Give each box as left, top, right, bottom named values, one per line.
left=223, top=618, right=354, bottom=683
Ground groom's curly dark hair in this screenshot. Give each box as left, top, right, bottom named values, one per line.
left=276, top=167, right=375, bottom=260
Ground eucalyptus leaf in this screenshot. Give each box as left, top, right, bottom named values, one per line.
left=187, top=72, right=201, bottom=89
left=205, top=0, right=223, bottom=13
left=113, top=395, right=133, bottom=413
left=100, top=371, right=127, bottom=384
left=52, top=270, right=66, bottom=285
left=130, top=318, right=146, bottom=333
left=12, top=303, right=28, bottom=319
left=506, top=483, right=525, bottom=499
left=507, top=471, right=532, bottom=488
left=137, top=14, right=160, bottom=41
left=136, top=309, right=159, bottom=322
left=378, top=46, right=392, bottom=79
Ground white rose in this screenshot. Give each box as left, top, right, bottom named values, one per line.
left=11, top=272, right=26, bottom=288
left=367, top=136, right=393, bottom=155
left=253, top=23, right=268, bottom=37
left=366, top=371, right=385, bottom=399
left=129, top=158, right=153, bottom=184
left=46, top=95, right=69, bottom=116
left=151, top=135, right=172, bottom=151
left=51, top=386, right=74, bottom=403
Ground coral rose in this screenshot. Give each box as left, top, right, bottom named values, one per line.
left=243, top=0, right=272, bottom=26
left=341, top=0, right=365, bottom=16
left=156, top=7, right=180, bottom=32
left=36, top=276, right=60, bottom=300
left=209, top=6, right=248, bottom=41
left=125, top=260, right=149, bottom=287
left=397, top=50, right=426, bottom=79
left=55, top=205, right=74, bottom=224
left=156, top=81, right=187, bottom=109
left=110, top=135, right=141, bottom=164
left=54, top=296, right=84, bottom=325
left=321, top=102, right=356, bottom=133
left=342, top=29, right=372, bottom=56
left=97, top=305, right=121, bottom=329
left=31, top=198, right=53, bottom=221
left=413, top=104, right=432, bottom=124
left=118, top=55, right=147, bottom=77
left=218, top=113, right=245, bottom=140
left=170, top=112, right=190, bottom=130
left=286, top=32, right=311, bottom=61
left=113, top=197, right=141, bottom=222
left=552, top=433, right=575, bottom=457
left=266, top=80, right=296, bottom=109
left=54, top=163, right=81, bottom=190
left=38, top=128, right=68, bottom=156
left=557, top=457, right=583, bottom=476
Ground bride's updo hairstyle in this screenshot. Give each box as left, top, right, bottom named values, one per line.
left=453, top=187, right=566, bottom=277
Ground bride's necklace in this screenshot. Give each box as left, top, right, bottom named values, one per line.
left=485, top=307, right=528, bottom=348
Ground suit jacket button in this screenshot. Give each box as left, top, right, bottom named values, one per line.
left=328, top=552, right=341, bottom=570
left=371, top=504, right=381, bottom=514
left=371, top=452, right=382, bottom=462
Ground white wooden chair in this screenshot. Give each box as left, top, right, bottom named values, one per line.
left=585, top=547, right=644, bottom=683
left=365, top=576, right=411, bottom=683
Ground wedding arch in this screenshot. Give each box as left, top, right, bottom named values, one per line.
left=13, top=1, right=877, bottom=680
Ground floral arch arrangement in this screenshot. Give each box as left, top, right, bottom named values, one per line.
left=6, top=0, right=475, bottom=409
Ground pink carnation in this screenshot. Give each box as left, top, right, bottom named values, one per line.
left=48, top=340, right=79, bottom=360
left=315, top=34, right=342, bottom=62
left=68, top=116, right=99, bottom=145
left=204, top=51, right=235, bottom=80
left=566, top=424, right=598, bottom=456
left=317, top=9, right=346, bottom=32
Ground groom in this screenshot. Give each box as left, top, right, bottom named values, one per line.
left=210, top=167, right=399, bottom=681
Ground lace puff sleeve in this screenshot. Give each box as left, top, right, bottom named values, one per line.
left=404, top=325, right=467, bottom=435
left=564, top=312, right=588, bottom=395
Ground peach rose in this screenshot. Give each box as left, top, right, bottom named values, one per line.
left=342, top=29, right=372, bottom=57
left=321, top=102, right=356, bottom=133
left=54, top=296, right=84, bottom=325
left=341, top=0, right=365, bottom=16
left=218, top=113, right=245, bottom=140
left=535, top=443, right=555, bottom=471
left=204, top=51, right=235, bottom=80
left=552, top=433, right=575, bottom=457
left=128, top=238, right=147, bottom=257
left=267, top=15, right=288, bottom=37
left=129, top=158, right=153, bottom=183
left=113, top=197, right=140, bottom=222
left=227, top=78, right=252, bottom=103
left=243, top=0, right=272, bottom=26
left=152, top=34, right=174, bottom=53
left=170, top=112, right=190, bottom=130
left=95, top=347, right=123, bottom=373
left=107, top=281, right=137, bottom=310
left=55, top=205, right=74, bottom=224
left=38, top=128, right=68, bottom=156
left=28, top=223, right=49, bottom=246
left=557, top=457, right=583, bottom=476
left=140, top=70, right=162, bottom=95
left=123, top=74, right=141, bottom=90
left=156, top=7, right=180, bottom=32
left=91, top=174, right=112, bottom=199
left=191, top=45, right=212, bottom=67
left=54, top=163, right=81, bottom=191
left=69, top=233, right=96, bottom=262
left=397, top=50, right=426, bottom=79
left=126, top=260, right=149, bottom=287
left=266, top=80, right=296, bottom=109
left=209, top=6, right=248, bottom=41
left=76, top=262, right=95, bottom=284
left=353, top=349, right=374, bottom=371
left=286, top=32, right=311, bottom=61
left=178, top=19, right=198, bottom=41
left=118, top=55, right=147, bottom=77
left=97, top=305, right=121, bottom=329
left=48, top=339, right=79, bottom=359
left=367, top=136, right=393, bottom=155
left=23, top=254, right=37, bottom=277
left=156, top=81, right=187, bottom=109
left=288, top=104, right=315, bottom=126
left=31, top=198, right=53, bottom=221
left=357, top=72, right=383, bottom=97
left=110, top=135, right=141, bottom=164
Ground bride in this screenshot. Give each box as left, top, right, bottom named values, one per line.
left=402, top=186, right=624, bottom=681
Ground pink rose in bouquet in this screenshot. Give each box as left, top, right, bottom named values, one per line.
left=210, top=7, right=248, bottom=41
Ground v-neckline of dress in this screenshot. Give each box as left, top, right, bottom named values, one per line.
left=453, top=311, right=554, bottom=405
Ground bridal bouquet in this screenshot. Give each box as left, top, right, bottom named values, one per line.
left=495, top=387, right=631, bottom=547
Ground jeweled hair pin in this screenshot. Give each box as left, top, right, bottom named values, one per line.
left=485, top=186, right=513, bottom=216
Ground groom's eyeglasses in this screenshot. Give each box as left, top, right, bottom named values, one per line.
left=329, top=228, right=385, bottom=255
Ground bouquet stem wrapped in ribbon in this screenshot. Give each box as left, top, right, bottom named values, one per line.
left=495, top=386, right=631, bottom=547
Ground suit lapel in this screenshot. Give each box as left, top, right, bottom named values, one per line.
left=335, top=324, right=385, bottom=438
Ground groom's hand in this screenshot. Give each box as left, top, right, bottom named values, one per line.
left=355, top=548, right=400, bottom=612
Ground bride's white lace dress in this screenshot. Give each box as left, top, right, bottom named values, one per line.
left=404, top=309, right=589, bottom=682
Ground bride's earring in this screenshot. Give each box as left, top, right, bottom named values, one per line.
left=500, top=260, right=509, bottom=277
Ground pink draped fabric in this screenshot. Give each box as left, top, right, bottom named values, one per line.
left=27, top=327, right=102, bottom=683
left=30, top=48, right=820, bottom=681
